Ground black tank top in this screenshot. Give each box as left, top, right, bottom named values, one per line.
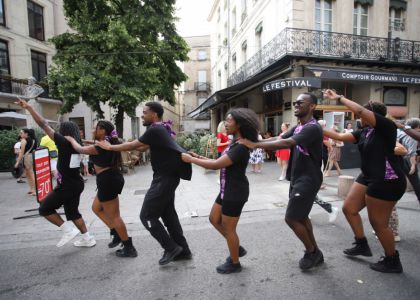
left=89, top=145, right=118, bottom=168
left=24, top=137, right=35, bottom=153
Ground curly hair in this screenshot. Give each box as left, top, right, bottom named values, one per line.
left=227, top=108, right=260, bottom=142
left=363, top=101, right=387, bottom=117
left=59, top=122, right=82, bottom=145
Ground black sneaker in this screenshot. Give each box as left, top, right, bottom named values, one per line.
left=108, top=229, right=122, bottom=248
left=226, top=245, right=247, bottom=262
left=159, top=246, right=183, bottom=265
left=343, top=237, right=372, bottom=257
left=370, top=251, right=403, bottom=273
left=216, top=260, right=242, bottom=274
left=115, top=237, right=138, bottom=258
left=299, top=248, right=324, bottom=270
left=173, top=250, right=193, bottom=261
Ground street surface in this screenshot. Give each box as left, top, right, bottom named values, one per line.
left=0, top=162, right=419, bottom=299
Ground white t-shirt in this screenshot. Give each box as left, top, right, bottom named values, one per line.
left=14, top=142, right=21, bottom=150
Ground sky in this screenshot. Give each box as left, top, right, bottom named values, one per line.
left=175, top=0, right=213, bottom=37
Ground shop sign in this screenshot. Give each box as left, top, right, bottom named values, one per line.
left=262, top=77, right=322, bottom=93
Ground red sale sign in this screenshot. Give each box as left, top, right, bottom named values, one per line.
left=33, top=148, right=53, bottom=203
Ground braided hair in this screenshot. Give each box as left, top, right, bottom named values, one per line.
left=59, top=121, right=83, bottom=145
left=227, top=108, right=260, bottom=142
left=96, top=120, right=122, bottom=169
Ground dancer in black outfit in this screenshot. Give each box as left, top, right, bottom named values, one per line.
left=323, top=89, right=406, bottom=273
left=65, top=120, right=137, bottom=257
left=97, top=102, right=192, bottom=265
left=182, top=108, right=259, bottom=274
left=241, top=93, right=324, bottom=270
left=16, top=98, right=94, bottom=248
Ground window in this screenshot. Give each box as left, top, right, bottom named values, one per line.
left=198, top=70, right=206, bottom=83
left=241, top=40, right=247, bottom=64
left=353, top=3, right=368, bottom=36
left=217, top=7, right=220, bottom=22
left=31, top=50, right=47, bottom=81
left=0, top=0, right=5, bottom=26
left=197, top=50, right=207, bottom=61
left=28, top=0, right=44, bottom=41
left=232, top=7, right=237, bottom=36
left=224, top=22, right=228, bottom=44
left=384, top=87, right=406, bottom=106
left=0, top=40, right=11, bottom=92
left=241, top=0, right=247, bottom=24
left=315, top=0, right=332, bottom=32
left=217, top=70, right=221, bottom=90
left=255, top=22, right=263, bottom=51
left=389, top=8, right=405, bottom=31
left=232, top=53, right=237, bottom=72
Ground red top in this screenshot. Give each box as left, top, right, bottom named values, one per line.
left=217, top=133, right=229, bottom=153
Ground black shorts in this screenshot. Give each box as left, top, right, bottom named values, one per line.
left=286, top=179, right=320, bottom=220
left=39, top=177, right=84, bottom=221
left=96, top=169, right=125, bottom=202
left=356, top=173, right=406, bottom=202
left=215, top=193, right=246, bottom=217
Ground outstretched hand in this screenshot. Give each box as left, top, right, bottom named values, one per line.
left=323, top=89, right=338, bottom=100
left=181, top=153, right=193, bottom=163
left=15, top=97, right=30, bottom=109
left=238, top=138, right=256, bottom=149
left=96, top=140, right=111, bottom=150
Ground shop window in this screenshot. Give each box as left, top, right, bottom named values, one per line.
left=263, top=90, right=283, bottom=110
left=383, top=87, right=406, bottom=106
left=0, top=39, right=11, bottom=93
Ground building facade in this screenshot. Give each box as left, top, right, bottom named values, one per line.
left=181, top=35, right=212, bottom=132
left=0, top=0, right=66, bottom=129
left=193, top=0, right=420, bottom=135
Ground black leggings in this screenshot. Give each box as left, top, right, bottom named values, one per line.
left=139, top=175, right=189, bottom=252
left=39, top=178, right=84, bottom=221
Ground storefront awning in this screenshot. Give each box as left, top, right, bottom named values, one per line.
left=354, top=0, right=374, bottom=6
left=390, top=0, right=407, bottom=10
left=189, top=65, right=293, bottom=118
left=306, top=66, right=420, bottom=85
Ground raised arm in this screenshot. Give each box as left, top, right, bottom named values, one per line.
left=323, top=129, right=356, bottom=143
left=15, top=97, right=54, bottom=139
left=394, top=121, right=420, bottom=142
left=65, top=136, right=99, bottom=155
left=323, top=90, right=376, bottom=127
left=181, top=153, right=233, bottom=170
left=96, top=139, right=146, bottom=152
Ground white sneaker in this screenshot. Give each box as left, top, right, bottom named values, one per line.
left=394, top=235, right=401, bottom=242
left=328, top=207, right=339, bottom=223
left=278, top=177, right=283, bottom=181
left=56, top=228, right=80, bottom=247
left=74, top=237, right=96, bottom=247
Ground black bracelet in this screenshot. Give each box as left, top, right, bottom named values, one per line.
left=336, top=95, right=344, bottom=103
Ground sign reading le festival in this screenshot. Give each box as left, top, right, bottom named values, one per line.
left=263, top=77, right=322, bottom=92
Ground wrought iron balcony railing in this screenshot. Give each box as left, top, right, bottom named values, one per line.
left=194, top=82, right=211, bottom=92
left=0, top=75, right=55, bottom=99
left=227, top=28, right=420, bottom=87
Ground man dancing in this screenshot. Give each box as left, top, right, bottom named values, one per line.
left=240, top=93, right=324, bottom=270
left=97, top=102, right=192, bottom=265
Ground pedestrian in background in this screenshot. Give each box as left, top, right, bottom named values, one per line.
left=40, top=134, right=58, bottom=180
left=324, top=126, right=343, bottom=177
left=249, top=133, right=264, bottom=173
left=15, top=128, right=37, bottom=196
left=275, top=122, right=290, bottom=181
left=14, top=136, right=25, bottom=184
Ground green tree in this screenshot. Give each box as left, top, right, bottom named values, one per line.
left=48, top=0, right=188, bottom=136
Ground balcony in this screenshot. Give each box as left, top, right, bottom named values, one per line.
left=194, top=82, right=211, bottom=92
left=0, top=76, right=56, bottom=100
left=389, top=19, right=405, bottom=32
left=227, top=27, right=420, bottom=87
